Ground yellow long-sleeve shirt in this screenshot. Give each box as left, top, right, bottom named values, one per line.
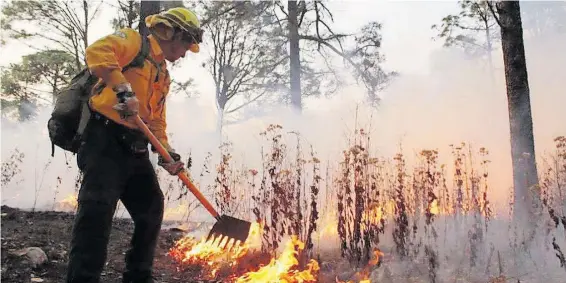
left=85, top=28, right=173, bottom=151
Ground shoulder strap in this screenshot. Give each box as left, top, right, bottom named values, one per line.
left=123, top=35, right=150, bottom=72
left=75, top=35, right=150, bottom=139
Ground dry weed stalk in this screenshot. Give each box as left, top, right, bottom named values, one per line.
left=333, top=139, right=498, bottom=273
left=260, top=124, right=287, bottom=252
left=1, top=148, right=25, bottom=188
left=447, top=143, right=496, bottom=267
left=51, top=176, right=62, bottom=210
left=468, top=145, right=483, bottom=267
left=392, top=149, right=410, bottom=259
left=417, top=149, right=440, bottom=282
left=73, top=172, right=83, bottom=214
left=451, top=143, right=467, bottom=214
left=540, top=136, right=566, bottom=273
left=156, top=150, right=201, bottom=222
left=553, top=236, right=566, bottom=272
left=215, top=142, right=238, bottom=215
left=254, top=124, right=320, bottom=261
left=479, top=147, right=493, bottom=227
left=32, top=159, right=52, bottom=212
left=336, top=128, right=386, bottom=264
left=302, top=145, right=320, bottom=264
left=541, top=136, right=566, bottom=229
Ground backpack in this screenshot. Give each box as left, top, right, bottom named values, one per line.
left=47, top=35, right=150, bottom=157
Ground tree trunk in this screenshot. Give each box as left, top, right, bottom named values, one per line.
left=127, top=1, right=135, bottom=28
left=216, top=89, right=227, bottom=140
left=497, top=1, right=540, bottom=224
left=52, top=68, right=59, bottom=105
left=139, top=1, right=161, bottom=37
left=73, top=34, right=82, bottom=73
left=83, top=0, right=89, bottom=50
left=217, top=106, right=224, bottom=142
left=161, top=1, right=185, bottom=10
left=288, top=0, right=302, bottom=112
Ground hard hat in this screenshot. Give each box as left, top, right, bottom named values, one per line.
left=145, top=7, right=203, bottom=53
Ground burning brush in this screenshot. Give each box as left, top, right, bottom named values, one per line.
left=168, top=223, right=321, bottom=282
left=168, top=222, right=262, bottom=278
left=54, top=193, right=78, bottom=212
left=336, top=249, right=384, bottom=283
left=234, top=235, right=319, bottom=283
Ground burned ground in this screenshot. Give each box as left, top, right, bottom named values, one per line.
left=0, top=205, right=220, bottom=283
left=0, top=205, right=373, bottom=283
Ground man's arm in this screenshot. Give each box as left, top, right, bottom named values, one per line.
left=85, top=29, right=140, bottom=89
left=151, top=88, right=185, bottom=176
left=148, top=102, right=173, bottom=152
left=149, top=73, right=173, bottom=152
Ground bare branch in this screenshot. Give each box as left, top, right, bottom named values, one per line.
left=487, top=1, right=502, bottom=27
left=300, top=34, right=386, bottom=96
left=300, top=35, right=358, bottom=75
left=225, top=90, right=268, bottom=114
left=277, top=1, right=289, bottom=18
left=298, top=1, right=308, bottom=27
left=314, top=2, right=322, bottom=50
left=88, top=1, right=105, bottom=25
left=201, top=1, right=246, bottom=26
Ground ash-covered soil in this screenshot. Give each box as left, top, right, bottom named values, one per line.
left=0, top=205, right=220, bottom=283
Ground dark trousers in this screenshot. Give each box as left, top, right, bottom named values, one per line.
left=66, top=114, right=164, bottom=283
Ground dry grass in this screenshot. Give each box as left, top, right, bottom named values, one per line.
left=184, top=126, right=565, bottom=282
left=252, top=124, right=320, bottom=264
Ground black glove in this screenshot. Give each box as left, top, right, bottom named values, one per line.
left=158, top=151, right=184, bottom=175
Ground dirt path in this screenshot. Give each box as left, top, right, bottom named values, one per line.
left=0, top=205, right=218, bottom=283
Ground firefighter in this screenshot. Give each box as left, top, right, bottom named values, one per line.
left=65, top=7, right=203, bottom=283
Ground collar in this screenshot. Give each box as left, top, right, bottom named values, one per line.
left=147, top=34, right=165, bottom=63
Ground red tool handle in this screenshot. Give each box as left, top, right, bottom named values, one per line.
left=133, top=115, right=220, bottom=219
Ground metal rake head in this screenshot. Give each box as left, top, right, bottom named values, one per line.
left=206, top=214, right=252, bottom=250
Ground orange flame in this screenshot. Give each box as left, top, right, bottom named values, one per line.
left=169, top=235, right=247, bottom=277
left=168, top=203, right=390, bottom=282
left=336, top=249, right=384, bottom=283
left=54, top=193, right=78, bottom=212
left=429, top=199, right=440, bottom=215
left=234, top=235, right=319, bottom=283
left=169, top=223, right=321, bottom=282
left=317, top=200, right=397, bottom=244
left=168, top=222, right=262, bottom=278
